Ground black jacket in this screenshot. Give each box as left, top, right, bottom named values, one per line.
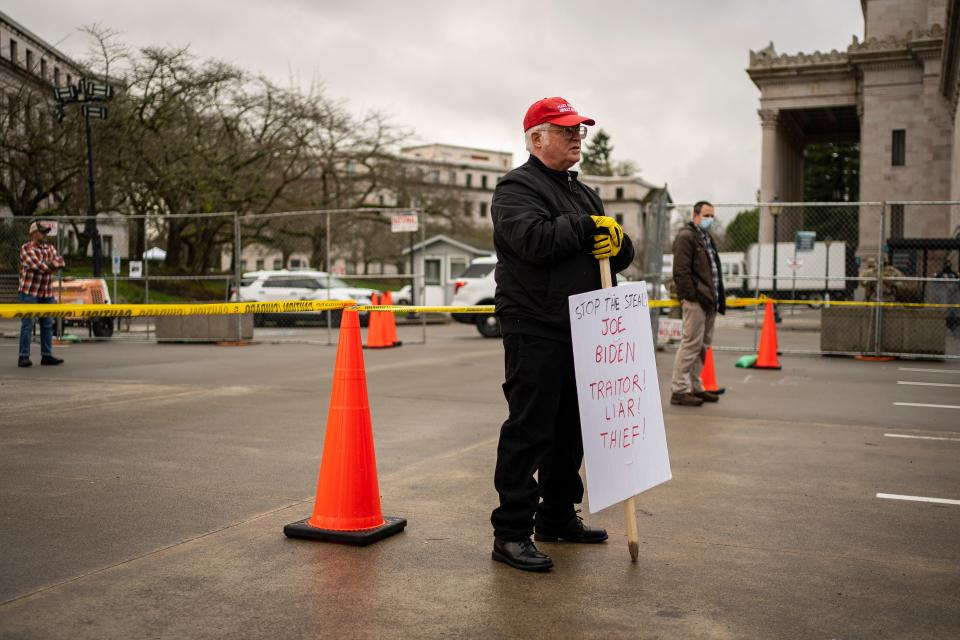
left=492, top=155, right=635, bottom=341
left=672, top=222, right=725, bottom=314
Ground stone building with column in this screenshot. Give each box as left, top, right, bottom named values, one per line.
left=748, top=0, right=960, bottom=251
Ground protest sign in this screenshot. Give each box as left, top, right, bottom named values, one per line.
left=569, top=281, right=672, bottom=513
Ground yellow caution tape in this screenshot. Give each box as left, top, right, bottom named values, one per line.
left=354, top=305, right=497, bottom=314
left=3, top=296, right=958, bottom=320
left=0, top=299, right=354, bottom=319
left=736, top=296, right=960, bottom=309
left=357, top=299, right=959, bottom=312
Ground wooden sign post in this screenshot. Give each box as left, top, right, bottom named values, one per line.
left=569, top=259, right=672, bottom=562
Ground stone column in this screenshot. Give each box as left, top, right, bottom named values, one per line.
left=759, top=108, right=781, bottom=242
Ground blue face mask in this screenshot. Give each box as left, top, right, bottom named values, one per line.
left=698, top=217, right=714, bottom=231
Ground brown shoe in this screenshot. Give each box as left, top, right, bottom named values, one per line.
left=694, top=390, right=719, bottom=403
left=670, top=392, right=704, bottom=406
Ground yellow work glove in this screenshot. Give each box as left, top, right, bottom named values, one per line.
left=590, top=215, right=623, bottom=260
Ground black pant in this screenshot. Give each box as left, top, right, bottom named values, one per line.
left=491, top=333, right=584, bottom=541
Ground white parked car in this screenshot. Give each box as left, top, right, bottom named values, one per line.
left=393, top=284, right=413, bottom=306
left=450, top=255, right=500, bottom=337
left=233, top=270, right=375, bottom=327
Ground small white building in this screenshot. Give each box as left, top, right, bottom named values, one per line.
left=402, top=234, right=492, bottom=305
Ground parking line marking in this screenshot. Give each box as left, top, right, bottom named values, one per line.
left=898, top=367, right=960, bottom=375
left=877, top=493, right=960, bottom=506
left=897, top=380, right=960, bottom=388
left=893, top=402, right=960, bottom=410
left=884, top=433, right=960, bottom=442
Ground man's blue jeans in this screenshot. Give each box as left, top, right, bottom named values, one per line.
left=18, top=293, right=56, bottom=358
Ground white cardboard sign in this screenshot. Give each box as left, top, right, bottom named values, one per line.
left=569, top=282, right=672, bottom=513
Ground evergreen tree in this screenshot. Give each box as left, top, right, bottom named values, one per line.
left=580, top=128, right=615, bottom=176
left=722, top=208, right=759, bottom=252
left=802, top=142, right=859, bottom=246
left=803, top=142, right=859, bottom=202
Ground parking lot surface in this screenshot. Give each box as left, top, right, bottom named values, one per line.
left=1, top=322, right=958, bottom=639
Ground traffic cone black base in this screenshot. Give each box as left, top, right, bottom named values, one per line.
left=284, top=515, right=407, bottom=546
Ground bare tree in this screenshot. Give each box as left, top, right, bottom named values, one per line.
left=6, top=25, right=495, bottom=280
left=0, top=83, right=85, bottom=219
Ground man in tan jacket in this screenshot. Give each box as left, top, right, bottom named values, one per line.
left=670, top=201, right=725, bottom=406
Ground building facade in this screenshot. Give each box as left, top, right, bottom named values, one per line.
left=234, top=142, right=669, bottom=277
left=1, top=9, right=85, bottom=221
left=397, top=143, right=670, bottom=271
left=398, top=143, right=511, bottom=227
left=748, top=0, right=960, bottom=250
left=0, top=9, right=128, bottom=303
left=0, top=9, right=81, bottom=99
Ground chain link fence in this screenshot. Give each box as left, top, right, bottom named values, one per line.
left=1, top=208, right=426, bottom=345
left=657, top=202, right=960, bottom=358
left=4, top=201, right=959, bottom=356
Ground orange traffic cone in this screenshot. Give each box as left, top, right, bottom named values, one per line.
left=284, top=309, right=406, bottom=545
left=365, top=291, right=397, bottom=349
left=364, top=292, right=386, bottom=349
left=754, top=300, right=782, bottom=369
left=700, top=346, right=724, bottom=393
left=382, top=290, right=401, bottom=347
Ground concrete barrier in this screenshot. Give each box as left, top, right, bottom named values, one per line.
left=156, top=314, right=254, bottom=343
left=820, top=306, right=946, bottom=354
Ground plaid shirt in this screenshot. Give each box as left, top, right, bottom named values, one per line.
left=19, top=241, right=63, bottom=298
left=696, top=227, right=721, bottom=309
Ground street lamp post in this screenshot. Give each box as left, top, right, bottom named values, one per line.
left=54, top=79, right=114, bottom=277
left=770, top=198, right=782, bottom=322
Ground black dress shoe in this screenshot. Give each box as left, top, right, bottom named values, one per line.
left=492, top=538, right=553, bottom=572
left=18, top=357, right=32, bottom=368
left=711, top=387, right=726, bottom=395
left=534, top=515, right=608, bottom=544
left=40, top=355, right=64, bottom=366
left=694, top=390, right=719, bottom=403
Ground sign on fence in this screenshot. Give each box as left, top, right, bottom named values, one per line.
left=391, top=213, right=419, bottom=233
left=129, top=261, right=143, bottom=279
left=568, top=282, right=672, bottom=513
left=112, top=253, right=121, bottom=275
left=795, top=230, right=816, bottom=252
left=657, top=317, right=683, bottom=344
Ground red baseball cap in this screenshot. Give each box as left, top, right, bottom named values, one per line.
left=523, top=97, right=595, bottom=131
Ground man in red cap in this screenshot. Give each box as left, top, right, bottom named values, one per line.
left=489, top=97, right=635, bottom=571
left=18, top=221, right=66, bottom=368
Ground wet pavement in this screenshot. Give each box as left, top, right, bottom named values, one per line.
left=1, top=322, right=958, bottom=639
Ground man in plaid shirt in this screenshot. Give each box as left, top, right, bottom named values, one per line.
left=18, top=221, right=66, bottom=368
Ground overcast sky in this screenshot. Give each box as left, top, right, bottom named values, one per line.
left=9, top=1, right=864, bottom=206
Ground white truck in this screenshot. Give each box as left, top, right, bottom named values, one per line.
left=732, top=241, right=852, bottom=299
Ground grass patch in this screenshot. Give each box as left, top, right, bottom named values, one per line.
left=60, top=257, right=231, bottom=303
